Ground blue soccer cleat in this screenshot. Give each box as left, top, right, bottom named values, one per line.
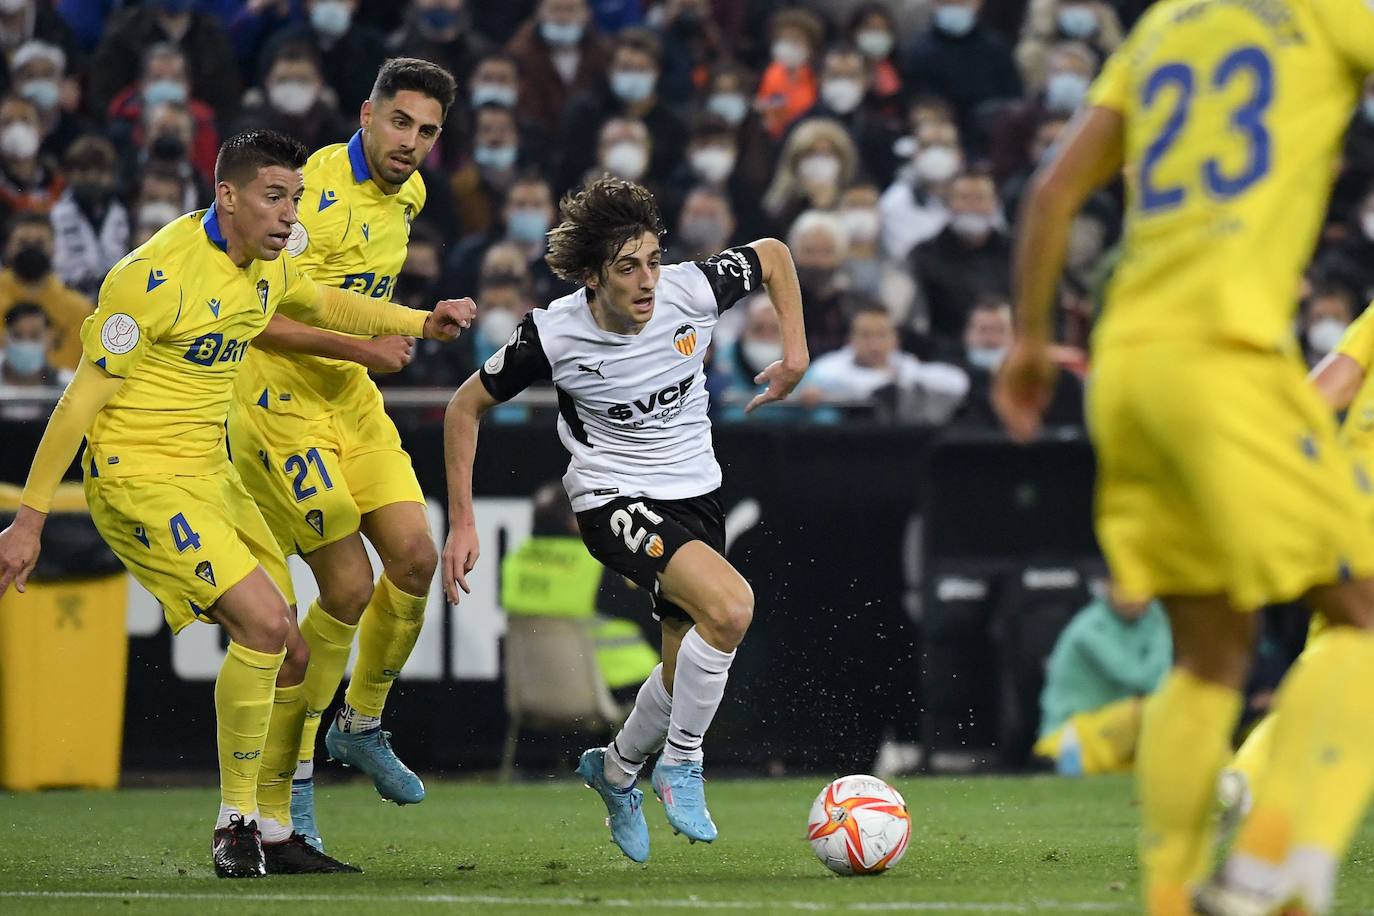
left=576, top=748, right=650, bottom=863
left=651, top=759, right=717, bottom=843
left=324, top=720, right=425, bottom=805
left=290, top=776, right=325, bottom=852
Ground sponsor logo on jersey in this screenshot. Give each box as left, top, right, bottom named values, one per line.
left=306, top=508, right=324, bottom=537
left=195, top=561, right=216, bottom=587
left=607, top=375, right=694, bottom=420
left=257, top=278, right=270, bottom=312
left=99, top=312, right=140, bottom=354
left=577, top=360, right=606, bottom=378
left=711, top=248, right=754, bottom=290
left=285, top=221, right=309, bottom=256
left=673, top=324, right=697, bottom=357
left=644, top=534, right=665, bottom=558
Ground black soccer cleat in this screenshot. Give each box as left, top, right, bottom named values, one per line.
left=212, top=813, right=266, bottom=878
left=263, top=833, right=362, bottom=874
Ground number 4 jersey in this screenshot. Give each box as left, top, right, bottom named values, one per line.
left=1088, top=0, right=1374, bottom=352
left=479, top=246, right=763, bottom=512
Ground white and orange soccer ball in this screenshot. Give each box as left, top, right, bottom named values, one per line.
left=806, top=774, right=911, bottom=876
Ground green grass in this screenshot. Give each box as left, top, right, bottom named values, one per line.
left=2, top=775, right=1373, bottom=914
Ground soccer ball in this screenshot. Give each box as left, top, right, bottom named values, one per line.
left=806, top=774, right=911, bottom=876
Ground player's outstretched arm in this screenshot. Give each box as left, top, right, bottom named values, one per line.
left=1310, top=352, right=1365, bottom=412
left=744, top=237, right=810, bottom=413
left=996, top=104, right=1123, bottom=443
left=279, top=280, right=476, bottom=342
left=254, top=313, right=415, bottom=373
left=442, top=372, right=501, bottom=604
left=0, top=360, right=125, bottom=596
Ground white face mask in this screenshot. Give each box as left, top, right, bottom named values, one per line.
left=5, top=339, right=46, bottom=376
left=0, top=121, right=39, bottom=159
left=741, top=339, right=784, bottom=371
left=138, top=200, right=181, bottom=232
left=540, top=19, right=584, bottom=46
left=840, top=207, right=880, bottom=244
left=268, top=79, right=319, bottom=116
left=478, top=308, right=521, bottom=350
left=798, top=152, right=841, bottom=186
left=933, top=3, right=976, bottom=36
left=610, top=69, right=656, bottom=104
left=820, top=78, right=865, bottom=115
left=914, top=144, right=960, bottom=184
left=310, top=0, right=352, bottom=38
left=1308, top=317, right=1348, bottom=355
left=855, top=29, right=894, bottom=59
left=1057, top=5, right=1098, bottom=38
left=951, top=211, right=995, bottom=241
left=1362, top=211, right=1374, bottom=242
left=19, top=79, right=60, bottom=112
left=706, top=92, right=748, bottom=125
left=0, top=0, right=29, bottom=13
left=603, top=140, right=648, bottom=180
left=1045, top=71, right=1090, bottom=114
left=472, top=82, right=518, bottom=108
left=966, top=345, right=1007, bottom=371
left=772, top=39, right=807, bottom=69
left=689, top=146, right=736, bottom=184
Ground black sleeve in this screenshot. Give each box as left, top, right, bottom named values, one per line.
left=478, top=311, right=552, bottom=402
left=693, top=245, right=764, bottom=313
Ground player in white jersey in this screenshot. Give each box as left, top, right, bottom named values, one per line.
left=441, top=178, right=807, bottom=862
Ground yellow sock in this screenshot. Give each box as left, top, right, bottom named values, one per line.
left=298, top=601, right=358, bottom=762
left=1073, top=697, right=1144, bottom=775
left=344, top=574, right=425, bottom=717
left=1137, top=668, right=1243, bottom=915
left=215, top=641, right=285, bottom=816
left=256, top=681, right=306, bottom=830
left=1228, top=712, right=1275, bottom=802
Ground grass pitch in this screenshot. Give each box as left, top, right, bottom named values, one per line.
left=2, top=774, right=1373, bottom=914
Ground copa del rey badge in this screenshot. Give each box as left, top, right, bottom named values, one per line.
left=100, top=313, right=140, bottom=355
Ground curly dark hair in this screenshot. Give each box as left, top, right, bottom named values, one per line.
left=371, top=57, right=458, bottom=118
left=214, top=129, right=308, bottom=186
left=545, top=178, right=665, bottom=284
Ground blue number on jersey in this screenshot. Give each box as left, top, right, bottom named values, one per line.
left=169, top=512, right=202, bottom=552
left=1138, top=46, right=1274, bottom=214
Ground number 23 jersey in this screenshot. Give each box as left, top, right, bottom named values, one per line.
left=1088, top=0, right=1374, bottom=352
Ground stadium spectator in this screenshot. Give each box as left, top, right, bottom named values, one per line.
left=903, top=0, right=1022, bottom=151
left=653, top=0, right=721, bottom=108
left=879, top=115, right=962, bottom=261
left=787, top=209, right=851, bottom=356
left=762, top=118, right=859, bottom=234
left=506, top=0, right=609, bottom=138
left=802, top=300, right=969, bottom=423
left=106, top=44, right=219, bottom=183
left=0, top=94, right=62, bottom=222
left=590, top=117, right=654, bottom=187
left=911, top=168, right=1012, bottom=344
left=259, top=0, right=388, bottom=114
left=1015, top=0, right=1120, bottom=89
left=701, top=63, right=774, bottom=213
left=989, top=41, right=1097, bottom=181
left=558, top=26, right=686, bottom=194
left=837, top=182, right=916, bottom=327
left=1301, top=278, right=1360, bottom=369
left=953, top=295, right=1083, bottom=428
left=468, top=50, right=521, bottom=110
left=87, top=0, right=239, bottom=118
left=448, top=102, right=528, bottom=239
left=790, top=43, right=904, bottom=188
left=49, top=135, right=127, bottom=300
left=228, top=42, right=352, bottom=152
left=0, top=212, right=91, bottom=370
left=0, top=301, right=70, bottom=419
left=380, top=223, right=470, bottom=388
left=709, top=291, right=823, bottom=423
left=846, top=3, right=904, bottom=118
left=10, top=40, right=83, bottom=161
left=1314, top=183, right=1374, bottom=305
left=388, top=0, right=489, bottom=95
left=459, top=262, right=536, bottom=385
left=755, top=8, right=822, bottom=141
left=224, top=0, right=303, bottom=78
left=1, top=0, right=79, bottom=76
left=998, top=112, right=1068, bottom=217
left=672, top=185, right=735, bottom=263
left=120, top=100, right=211, bottom=196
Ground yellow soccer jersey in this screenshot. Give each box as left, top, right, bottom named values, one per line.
left=1089, top=0, right=1374, bottom=351
left=1335, top=306, right=1374, bottom=456
left=81, top=206, right=320, bottom=477
left=237, top=130, right=425, bottom=420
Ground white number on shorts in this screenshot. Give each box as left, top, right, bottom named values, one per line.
left=609, top=502, right=663, bottom=552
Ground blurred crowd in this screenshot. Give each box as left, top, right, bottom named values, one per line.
left=0, top=0, right=1370, bottom=428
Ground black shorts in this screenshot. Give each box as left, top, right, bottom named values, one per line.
left=576, top=490, right=724, bottom=622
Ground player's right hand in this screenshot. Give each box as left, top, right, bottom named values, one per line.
left=360, top=335, right=414, bottom=373
left=442, top=520, right=480, bottom=604
left=0, top=509, right=44, bottom=597
left=993, top=338, right=1058, bottom=444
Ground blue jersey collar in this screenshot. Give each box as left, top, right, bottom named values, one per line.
left=201, top=203, right=228, bottom=252
left=347, top=130, right=371, bottom=183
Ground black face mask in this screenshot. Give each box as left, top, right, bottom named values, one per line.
left=795, top=266, right=836, bottom=297
left=72, top=181, right=112, bottom=211
left=10, top=244, right=50, bottom=282
left=150, top=134, right=187, bottom=162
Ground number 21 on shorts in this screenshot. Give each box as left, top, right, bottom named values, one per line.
left=610, top=501, right=664, bottom=552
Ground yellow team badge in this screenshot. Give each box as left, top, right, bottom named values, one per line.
left=673, top=324, right=697, bottom=357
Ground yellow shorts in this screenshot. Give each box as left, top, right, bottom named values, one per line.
left=1089, top=340, right=1374, bottom=612
left=84, top=463, right=294, bottom=633
left=227, top=394, right=424, bottom=558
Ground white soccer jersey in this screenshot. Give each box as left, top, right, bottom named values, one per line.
left=479, top=245, right=763, bottom=511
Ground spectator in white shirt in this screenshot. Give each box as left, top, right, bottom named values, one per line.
left=879, top=114, right=961, bottom=261
left=50, top=134, right=129, bottom=299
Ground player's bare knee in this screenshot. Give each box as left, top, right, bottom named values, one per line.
left=244, top=609, right=291, bottom=654
left=320, top=567, right=373, bottom=624
left=383, top=534, right=438, bottom=596
left=702, top=583, right=753, bottom=649
left=279, top=637, right=310, bottom=683
left=1309, top=578, right=1374, bottom=631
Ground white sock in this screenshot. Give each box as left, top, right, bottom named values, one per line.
left=604, top=663, right=673, bottom=787
left=293, top=759, right=314, bottom=782
left=337, top=704, right=381, bottom=734
left=1286, top=846, right=1336, bottom=914
left=216, top=804, right=259, bottom=830
left=259, top=816, right=292, bottom=844
left=661, top=628, right=734, bottom=767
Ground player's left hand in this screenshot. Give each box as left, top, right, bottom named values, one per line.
left=993, top=338, right=1058, bottom=443
left=423, top=298, right=477, bottom=341
left=0, top=507, right=45, bottom=597
left=745, top=358, right=808, bottom=413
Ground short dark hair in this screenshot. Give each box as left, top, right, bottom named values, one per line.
left=614, top=27, right=661, bottom=65
left=546, top=178, right=664, bottom=284
left=6, top=211, right=51, bottom=245
left=4, top=301, right=47, bottom=328
left=370, top=57, right=457, bottom=118
left=847, top=297, right=892, bottom=329
left=214, top=129, right=308, bottom=186
left=266, top=40, right=324, bottom=76
left=64, top=133, right=117, bottom=171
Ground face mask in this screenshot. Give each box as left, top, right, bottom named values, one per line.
left=610, top=69, right=656, bottom=105
left=603, top=140, right=648, bottom=179
left=473, top=143, right=518, bottom=171
left=0, top=122, right=39, bottom=159
left=1308, top=318, right=1348, bottom=355
left=0, top=0, right=28, bottom=12
left=507, top=208, right=549, bottom=244
left=741, top=339, right=784, bottom=372
left=540, top=20, right=584, bottom=47
left=1362, top=211, right=1374, bottom=242
left=914, top=144, right=960, bottom=184
left=966, top=345, right=1007, bottom=371
left=143, top=78, right=187, bottom=107
left=840, top=208, right=880, bottom=244
left=798, top=152, right=841, bottom=186
left=795, top=265, right=834, bottom=294
left=478, top=308, right=521, bottom=350
left=267, top=79, right=319, bottom=116
left=472, top=82, right=517, bottom=108
left=933, top=4, right=976, bottom=36
left=19, top=79, right=60, bottom=112
left=679, top=214, right=727, bottom=249
left=706, top=92, right=748, bottom=125
left=310, top=0, right=352, bottom=38
left=5, top=339, right=46, bottom=376
left=771, top=39, right=807, bottom=69
left=420, top=6, right=459, bottom=34
left=150, top=133, right=187, bottom=161
left=951, top=211, right=995, bottom=241
left=1057, top=5, right=1098, bottom=38
left=138, top=200, right=181, bottom=231
left=855, top=29, right=894, bottom=59
left=820, top=78, right=865, bottom=115
left=10, top=244, right=50, bottom=281
left=1045, top=71, right=1090, bottom=114
left=72, top=180, right=112, bottom=210
left=689, top=146, right=735, bottom=183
